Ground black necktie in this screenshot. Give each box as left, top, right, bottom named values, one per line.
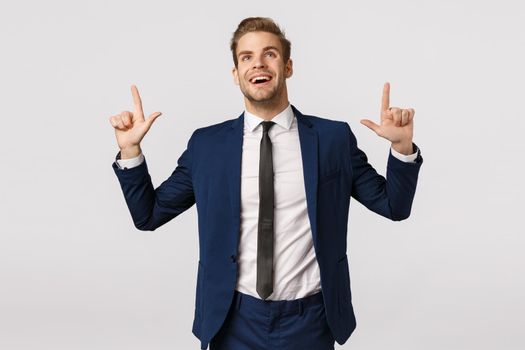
left=257, top=121, right=275, bottom=300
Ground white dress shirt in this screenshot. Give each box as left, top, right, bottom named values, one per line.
left=116, top=104, right=417, bottom=300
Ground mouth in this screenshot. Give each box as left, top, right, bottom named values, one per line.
left=249, top=74, right=273, bottom=86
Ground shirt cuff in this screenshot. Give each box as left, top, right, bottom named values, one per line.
left=115, top=152, right=145, bottom=169
left=390, top=145, right=418, bottom=163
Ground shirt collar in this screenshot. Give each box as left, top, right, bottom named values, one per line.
left=244, top=104, right=294, bottom=132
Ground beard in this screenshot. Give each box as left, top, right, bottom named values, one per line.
left=239, top=75, right=285, bottom=105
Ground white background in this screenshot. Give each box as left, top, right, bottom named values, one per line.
left=1, top=0, right=524, bottom=349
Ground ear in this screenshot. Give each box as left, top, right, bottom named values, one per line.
left=285, top=58, right=293, bottom=78
left=232, top=67, right=240, bottom=86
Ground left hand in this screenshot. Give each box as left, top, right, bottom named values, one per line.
left=360, top=82, right=414, bottom=154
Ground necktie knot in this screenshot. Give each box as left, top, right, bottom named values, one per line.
left=261, top=121, right=275, bottom=133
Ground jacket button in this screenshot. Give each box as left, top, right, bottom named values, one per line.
left=230, top=255, right=237, bottom=263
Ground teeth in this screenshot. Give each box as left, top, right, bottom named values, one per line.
left=251, top=76, right=271, bottom=83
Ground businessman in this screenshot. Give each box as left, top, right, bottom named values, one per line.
left=110, top=17, right=423, bottom=350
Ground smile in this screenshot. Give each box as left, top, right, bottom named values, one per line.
left=249, top=75, right=273, bottom=85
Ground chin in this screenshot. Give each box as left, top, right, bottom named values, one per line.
left=248, top=92, right=278, bottom=104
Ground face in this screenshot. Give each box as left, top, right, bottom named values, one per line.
left=232, top=31, right=293, bottom=106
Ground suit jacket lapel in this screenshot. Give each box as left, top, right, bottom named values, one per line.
left=226, top=112, right=244, bottom=246
left=292, top=105, right=319, bottom=245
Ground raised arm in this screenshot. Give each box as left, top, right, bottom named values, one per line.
left=110, top=85, right=195, bottom=230
left=350, top=82, right=423, bottom=220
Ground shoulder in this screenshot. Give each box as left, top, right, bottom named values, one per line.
left=293, top=107, right=359, bottom=149
left=189, top=115, right=240, bottom=141
left=302, top=113, right=346, bottom=127
left=297, top=111, right=352, bottom=138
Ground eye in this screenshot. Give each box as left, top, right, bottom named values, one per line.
left=241, top=55, right=251, bottom=61
left=265, top=51, right=275, bottom=57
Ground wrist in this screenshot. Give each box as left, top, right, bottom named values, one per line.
left=120, top=145, right=142, bottom=159
left=391, top=140, right=413, bottom=155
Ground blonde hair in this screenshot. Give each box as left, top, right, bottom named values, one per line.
left=230, top=17, right=291, bottom=67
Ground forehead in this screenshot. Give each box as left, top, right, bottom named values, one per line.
left=236, top=31, right=282, bottom=54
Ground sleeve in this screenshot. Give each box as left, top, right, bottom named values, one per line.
left=346, top=123, right=423, bottom=221
left=112, top=131, right=197, bottom=230
left=115, top=153, right=144, bottom=169
left=390, top=145, right=419, bottom=163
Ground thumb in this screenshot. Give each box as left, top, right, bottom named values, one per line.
left=145, top=111, right=162, bottom=127
left=360, top=119, right=380, bottom=134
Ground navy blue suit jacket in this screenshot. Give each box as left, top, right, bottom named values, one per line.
left=112, top=105, right=423, bottom=349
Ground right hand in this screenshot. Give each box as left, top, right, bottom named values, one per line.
left=109, top=85, right=162, bottom=158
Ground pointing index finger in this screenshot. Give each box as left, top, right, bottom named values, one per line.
left=381, top=82, right=390, bottom=112
left=131, top=84, right=144, bottom=120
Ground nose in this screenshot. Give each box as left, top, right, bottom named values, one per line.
left=252, top=54, right=267, bottom=69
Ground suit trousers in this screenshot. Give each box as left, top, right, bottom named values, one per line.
left=209, top=290, right=335, bottom=350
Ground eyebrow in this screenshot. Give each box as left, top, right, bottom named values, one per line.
left=237, top=46, right=281, bottom=57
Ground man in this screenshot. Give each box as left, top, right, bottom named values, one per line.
left=109, top=17, right=422, bottom=350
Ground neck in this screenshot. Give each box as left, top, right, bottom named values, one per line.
left=244, top=92, right=290, bottom=121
